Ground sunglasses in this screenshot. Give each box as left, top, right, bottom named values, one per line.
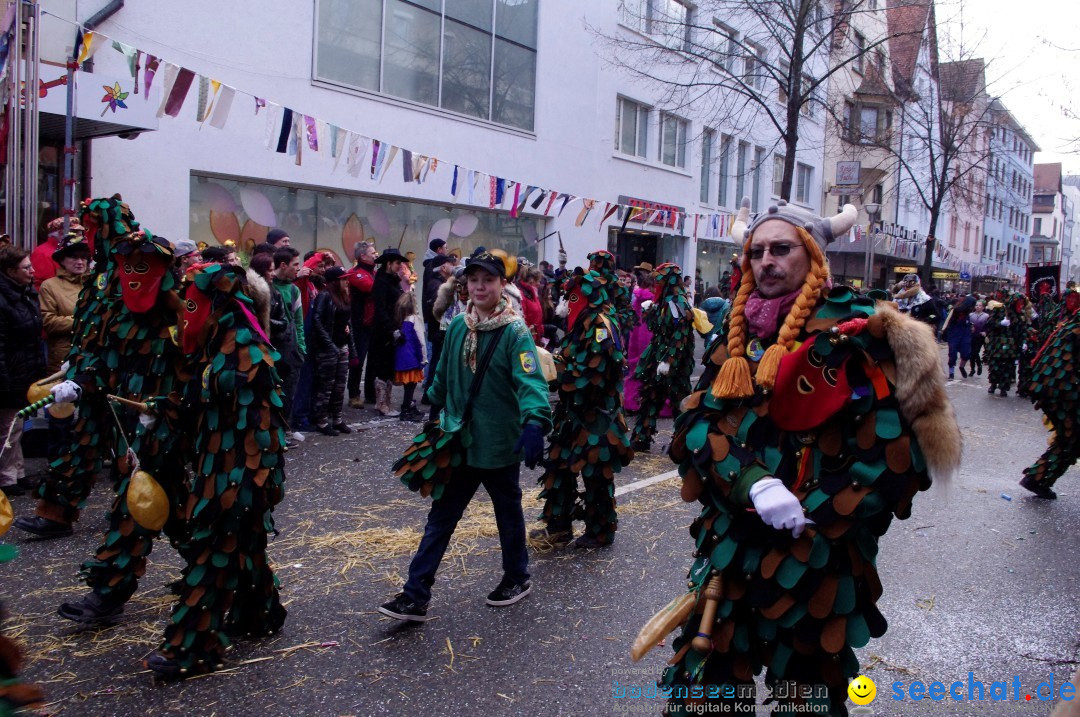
left=748, top=243, right=804, bottom=261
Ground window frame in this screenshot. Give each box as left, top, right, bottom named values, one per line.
left=615, top=96, right=651, bottom=159
left=795, top=162, right=812, bottom=204
left=772, top=154, right=785, bottom=198
left=658, top=112, right=689, bottom=169
left=852, top=31, right=866, bottom=74
left=700, top=129, right=715, bottom=204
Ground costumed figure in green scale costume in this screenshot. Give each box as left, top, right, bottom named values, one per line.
left=630, top=199, right=961, bottom=716
left=146, top=263, right=287, bottom=679
left=533, top=250, right=634, bottom=549
left=983, top=292, right=1030, bottom=397
left=15, top=196, right=141, bottom=538
left=1019, top=288, right=1080, bottom=500
left=630, top=262, right=695, bottom=452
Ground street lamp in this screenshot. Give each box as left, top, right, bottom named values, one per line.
left=863, top=202, right=881, bottom=288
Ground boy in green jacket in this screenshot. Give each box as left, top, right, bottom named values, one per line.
left=380, top=251, right=551, bottom=621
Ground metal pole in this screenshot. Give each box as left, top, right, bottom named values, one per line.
left=23, top=1, right=38, bottom=249
left=62, top=26, right=76, bottom=230
left=6, top=0, right=21, bottom=246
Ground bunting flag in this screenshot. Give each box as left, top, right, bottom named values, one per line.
left=111, top=40, right=138, bottom=78
left=466, top=170, right=477, bottom=204
left=345, top=133, right=369, bottom=177
left=155, top=65, right=193, bottom=118
left=509, top=182, right=522, bottom=217
left=544, top=192, right=560, bottom=216
left=451, top=165, right=460, bottom=198
left=598, top=202, right=619, bottom=230
left=370, top=140, right=382, bottom=179
left=378, top=145, right=398, bottom=182
left=575, top=199, right=596, bottom=227
left=305, top=115, right=319, bottom=151
left=275, top=108, right=293, bottom=153
left=77, top=32, right=106, bottom=64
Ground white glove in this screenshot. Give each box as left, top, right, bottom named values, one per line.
left=640, top=300, right=654, bottom=313
left=51, top=380, right=82, bottom=404
left=657, top=360, right=671, bottom=376
left=393, top=329, right=402, bottom=341
left=138, top=411, right=158, bottom=431
left=749, top=477, right=809, bottom=537
left=1000, top=319, right=1010, bottom=327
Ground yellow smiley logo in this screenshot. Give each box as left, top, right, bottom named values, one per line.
left=848, top=675, right=877, bottom=706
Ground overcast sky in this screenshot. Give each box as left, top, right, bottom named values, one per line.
left=941, top=0, right=1080, bottom=174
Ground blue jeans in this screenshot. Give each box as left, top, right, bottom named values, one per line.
left=947, top=327, right=972, bottom=368
left=403, top=463, right=529, bottom=604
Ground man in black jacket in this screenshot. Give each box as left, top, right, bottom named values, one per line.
left=421, top=251, right=454, bottom=401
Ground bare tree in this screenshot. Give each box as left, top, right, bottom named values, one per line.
left=595, top=0, right=896, bottom=200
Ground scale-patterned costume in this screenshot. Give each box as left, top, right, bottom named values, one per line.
left=152, top=264, right=287, bottom=677
left=29, top=197, right=135, bottom=527
left=536, top=251, right=633, bottom=545
left=58, top=229, right=192, bottom=620
left=643, top=202, right=959, bottom=716
left=984, top=293, right=1029, bottom=395
left=1021, top=289, right=1080, bottom=497
left=1020, top=293, right=1059, bottom=398
left=630, top=263, right=695, bottom=451
left=0, top=546, right=44, bottom=714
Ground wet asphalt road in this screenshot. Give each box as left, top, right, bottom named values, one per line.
left=2, top=350, right=1079, bottom=717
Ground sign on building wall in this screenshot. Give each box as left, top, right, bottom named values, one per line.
left=836, top=161, right=861, bottom=186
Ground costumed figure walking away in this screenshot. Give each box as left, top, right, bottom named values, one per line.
left=532, top=251, right=634, bottom=549
left=386, top=251, right=550, bottom=621
left=55, top=229, right=195, bottom=625
left=16, top=196, right=138, bottom=538
left=1020, top=283, right=1059, bottom=399
left=890, top=273, right=936, bottom=327
left=1019, top=288, right=1080, bottom=500
left=635, top=200, right=960, bottom=716
left=146, top=263, right=287, bottom=679
left=984, top=293, right=1030, bottom=397
left=370, top=248, right=408, bottom=417
left=941, top=295, right=975, bottom=379
left=630, top=263, right=695, bottom=452
left=623, top=263, right=655, bottom=413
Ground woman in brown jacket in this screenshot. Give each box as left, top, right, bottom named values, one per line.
left=38, top=233, right=90, bottom=372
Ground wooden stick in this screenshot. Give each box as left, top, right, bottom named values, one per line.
left=106, top=394, right=151, bottom=413
left=690, top=576, right=723, bottom=653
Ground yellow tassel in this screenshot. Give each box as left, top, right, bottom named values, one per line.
left=710, top=356, right=754, bottom=398
left=754, top=344, right=787, bottom=390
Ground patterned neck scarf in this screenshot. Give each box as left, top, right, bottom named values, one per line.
left=744, top=288, right=802, bottom=340
left=462, top=298, right=518, bottom=371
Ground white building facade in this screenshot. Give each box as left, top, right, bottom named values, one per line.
left=52, top=0, right=825, bottom=293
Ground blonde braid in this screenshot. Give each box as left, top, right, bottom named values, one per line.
left=755, top=227, right=830, bottom=389
left=710, top=239, right=757, bottom=398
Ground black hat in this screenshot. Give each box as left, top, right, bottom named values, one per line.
left=429, top=238, right=447, bottom=251
left=266, top=228, right=290, bottom=245
left=374, top=247, right=408, bottom=264
left=52, top=231, right=91, bottom=262
left=430, top=254, right=454, bottom=270
left=324, top=266, right=346, bottom=282
left=464, top=250, right=505, bottom=278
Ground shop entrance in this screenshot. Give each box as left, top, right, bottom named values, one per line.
left=607, top=229, right=686, bottom=271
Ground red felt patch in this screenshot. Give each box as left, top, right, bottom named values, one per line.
left=771, top=340, right=851, bottom=431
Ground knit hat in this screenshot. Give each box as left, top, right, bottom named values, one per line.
left=429, top=238, right=447, bottom=251
left=173, top=239, right=199, bottom=258
left=266, top=228, right=289, bottom=245
left=711, top=198, right=855, bottom=399
left=324, top=266, right=346, bottom=282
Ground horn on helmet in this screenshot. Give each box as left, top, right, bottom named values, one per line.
left=826, top=204, right=859, bottom=243
left=729, top=197, right=751, bottom=241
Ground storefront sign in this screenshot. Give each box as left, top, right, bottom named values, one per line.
left=893, top=266, right=958, bottom=280
left=618, top=196, right=684, bottom=230
left=829, top=186, right=862, bottom=196
left=836, top=161, right=861, bottom=185
left=878, top=222, right=923, bottom=243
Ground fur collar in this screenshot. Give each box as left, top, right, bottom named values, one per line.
left=246, top=270, right=272, bottom=334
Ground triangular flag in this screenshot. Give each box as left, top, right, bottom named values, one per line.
left=77, top=32, right=105, bottom=64
left=379, top=146, right=399, bottom=182
left=208, top=85, right=235, bottom=129
left=143, top=55, right=159, bottom=99
left=111, top=40, right=138, bottom=78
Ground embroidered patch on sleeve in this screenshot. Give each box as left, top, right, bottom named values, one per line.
left=595, top=327, right=609, bottom=343
left=519, top=351, right=537, bottom=374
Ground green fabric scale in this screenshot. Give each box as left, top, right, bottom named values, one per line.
left=1023, top=308, right=1080, bottom=490
left=631, top=267, right=696, bottom=447
left=538, top=269, right=632, bottom=543
left=158, top=266, right=287, bottom=674
left=662, top=296, right=931, bottom=716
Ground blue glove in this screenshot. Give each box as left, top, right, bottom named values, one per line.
left=514, top=422, right=545, bottom=469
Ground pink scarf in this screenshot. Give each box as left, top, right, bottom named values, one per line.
left=744, top=288, right=801, bottom=340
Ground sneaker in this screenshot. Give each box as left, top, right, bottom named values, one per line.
left=378, top=593, right=430, bottom=622
left=348, top=397, right=365, bottom=409
left=960, top=366, right=968, bottom=378
left=58, top=591, right=127, bottom=624
left=948, top=371, right=954, bottom=380
left=315, top=422, right=339, bottom=436
left=13, top=515, right=73, bottom=538
left=1019, top=475, right=1057, bottom=500
left=333, top=423, right=353, bottom=434
left=486, top=577, right=532, bottom=607
left=999, top=388, right=1008, bottom=397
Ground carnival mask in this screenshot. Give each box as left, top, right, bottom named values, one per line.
left=771, top=339, right=852, bottom=431
left=181, top=281, right=213, bottom=354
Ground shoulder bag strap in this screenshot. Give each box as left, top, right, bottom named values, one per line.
left=462, top=324, right=510, bottom=422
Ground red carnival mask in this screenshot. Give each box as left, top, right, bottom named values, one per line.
left=565, top=282, right=586, bottom=329
left=120, top=253, right=170, bottom=312
left=181, top=282, right=213, bottom=354
left=771, top=340, right=852, bottom=431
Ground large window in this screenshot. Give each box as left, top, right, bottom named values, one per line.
left=735, top=141, right=749, bottom=205
left=772, top=154, right=785, bottom=197
left=616, top=97, right=650, bottom=158
left=795, top=163, right=812, bottom=204
left=701, top=130, right=715, bottom=203
left=622, top=0, right=692, bottom=49
left=718, top=134, right=732, bottom=208
left=659, top=113, right=688, bottom=168
left=314, top=0, right=538, bottom=131
left=752, top=147, right=765, bottom=211
left=853, top=31, right=866, bottom=74
left=713, top=21, right=739, bottom=73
